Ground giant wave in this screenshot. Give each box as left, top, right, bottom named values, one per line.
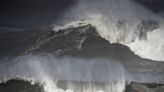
left=53, top=0, right=164, bottom=61
left=0, top=0, right=164, bottom=92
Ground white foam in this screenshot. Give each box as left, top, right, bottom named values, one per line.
left=1, top=54, right=163, bottom=92
left=127, top=28, right=164, bottom=61
left=52, top=0, right=164, bottom=61
left=0, top=54, right=126, bottom=92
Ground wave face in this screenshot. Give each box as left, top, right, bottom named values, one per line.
left=53, top=0, right=164, bottom=61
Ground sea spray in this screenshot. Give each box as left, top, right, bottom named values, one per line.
left=53, top=0, right=164, bottom=61
left=0, top=54, right=127, bottom=92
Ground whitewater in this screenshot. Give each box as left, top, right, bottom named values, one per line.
left=0, top=54, right=127, bottom=92
left=0, top=0, right=164, bottom=92
left=53, top=0, right=164, bottom=61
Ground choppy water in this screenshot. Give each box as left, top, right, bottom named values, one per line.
left=0, top=0, right=164, bottom=92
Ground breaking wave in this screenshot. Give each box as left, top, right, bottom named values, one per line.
left=52, top=0, right=164, bottom=61
left=0, top=54, right=127, bottom=92
left=1, top=0, right=164, bottom=92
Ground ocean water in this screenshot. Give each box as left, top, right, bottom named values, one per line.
left=0, top=0, right=164, bottom=92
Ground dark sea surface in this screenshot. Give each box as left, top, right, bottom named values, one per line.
left=0, top=25, right=164, bottom=92
left=0, top=0, right=164, bottom=92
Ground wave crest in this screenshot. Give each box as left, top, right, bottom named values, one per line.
left=52, top=0, right=164, bottom=61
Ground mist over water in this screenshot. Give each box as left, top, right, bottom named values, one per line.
left=0, top=0, right=164, bottom=92
left=53, top=0, right=164, bottom=61
left=0, top=53, right=163, bottom=92
left=0, top=54, right=127, bottom=92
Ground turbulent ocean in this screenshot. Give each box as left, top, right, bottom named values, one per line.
left=0, top=0, right=164, bottom=92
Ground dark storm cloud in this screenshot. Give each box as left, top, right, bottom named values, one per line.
left=0, top=0, right=75, bottom=28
